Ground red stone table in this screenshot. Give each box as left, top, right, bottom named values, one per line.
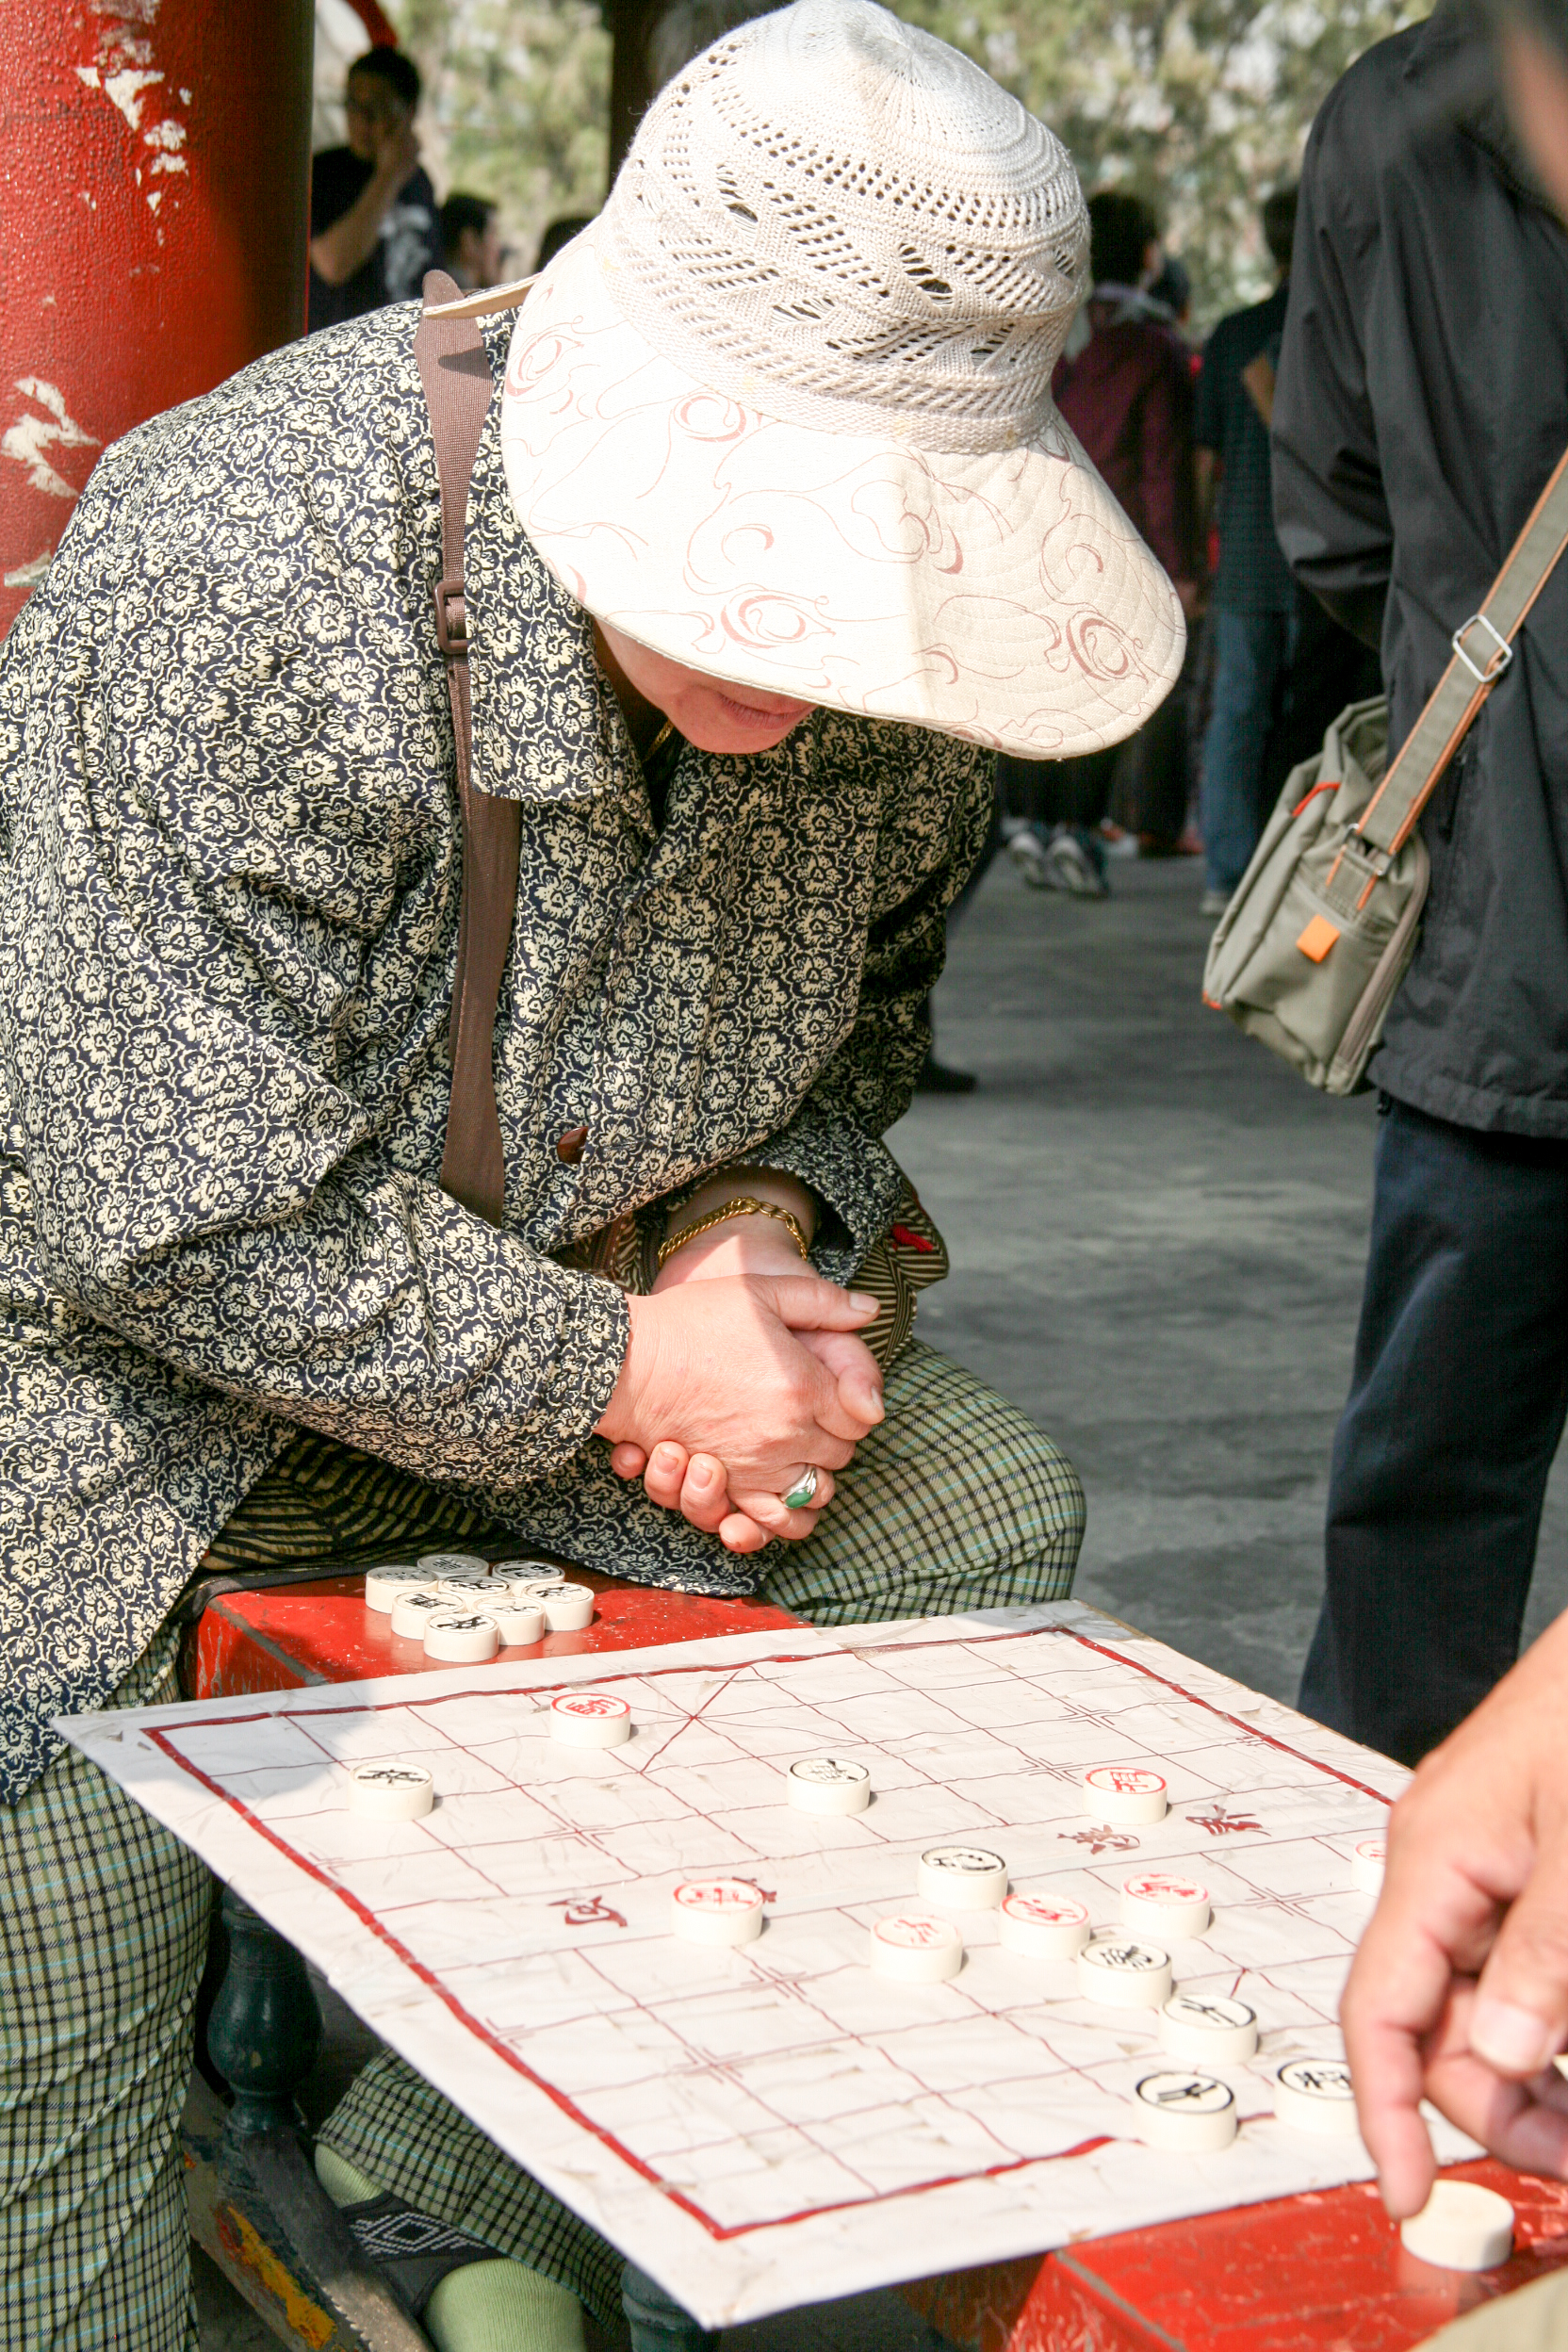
left=188, top=1573, right=1568, bottom=2350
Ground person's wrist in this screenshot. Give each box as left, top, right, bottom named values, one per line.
left=594, top=1293, right=651, bottom=1446
left=653, top=1225, right=805, bottom=1288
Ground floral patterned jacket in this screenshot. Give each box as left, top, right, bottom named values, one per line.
left=0, top=302, right=990, bottom=1800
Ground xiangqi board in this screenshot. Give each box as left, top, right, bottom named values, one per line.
left=57, top=1602, right=1477, bottom=2327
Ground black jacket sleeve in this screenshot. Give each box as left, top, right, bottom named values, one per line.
left=1271, top=80, right=1393, bottom=650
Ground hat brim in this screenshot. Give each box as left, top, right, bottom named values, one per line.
left=499, top=232, right=1185, bottom=759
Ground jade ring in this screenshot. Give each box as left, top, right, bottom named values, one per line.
left=780, top=1468, right=820, bottom=1511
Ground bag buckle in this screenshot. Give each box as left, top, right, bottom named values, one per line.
left=1451, top=611, right=1512, bottom=685
left=433, top=576, right=467, bottom=658
left=1344, top=830, right=1394, bottom=880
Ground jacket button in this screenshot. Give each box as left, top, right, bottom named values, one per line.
left=556, top=1125, right=588, bottom=1165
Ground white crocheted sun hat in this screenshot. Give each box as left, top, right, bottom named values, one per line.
left=498, top=0, right=1184, bottom=757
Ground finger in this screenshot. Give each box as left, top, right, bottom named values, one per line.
left=641, top=1442, right=689, bottom=1511
left=1342, top=1870, right=1473, bottom=2214
left=762, top=1276, right=881, bottom=1331
left=1424, top=2050, right=1568, bottom=2180
left=609, top=1443, right=648, bottom=1479
left=678, top=1453, right=732, bottom=1534
left=834, top=1357, right=884, bottom=1428
left=1421, top=1984, right=1568, bottom=2179
left=717, top=1509, right=774, bottom=1553
left=729, top=1471, right=835, bottom=1540
left=1471, top=1809, right=1568, bottom=2079
left=1342, top=1781, right=1524, bottom=2213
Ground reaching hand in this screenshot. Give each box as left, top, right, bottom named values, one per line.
left=1341, top=1606, right=1568, bottom=2218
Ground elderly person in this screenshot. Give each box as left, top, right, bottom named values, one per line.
left=0, top=5, right=1181, bottom=2345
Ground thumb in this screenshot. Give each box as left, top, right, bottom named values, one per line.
left=1471, top=1808, right=1568, bottom=2078
left=760, top=1274, right=880, bottom=1331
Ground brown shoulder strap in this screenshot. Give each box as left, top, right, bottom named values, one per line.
left=415, top=270, right=522, bottom=1227
left=1356, top=444, right=1568, bottom=860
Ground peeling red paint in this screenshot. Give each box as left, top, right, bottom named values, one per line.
left=0, top=1, right=313, bottom=635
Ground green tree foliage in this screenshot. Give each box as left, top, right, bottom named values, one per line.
left=386, top=0, right=611, bottom=274
left=385, top=0, right=1420, bottom=324
left=898, top=0, right=1423, bottom=323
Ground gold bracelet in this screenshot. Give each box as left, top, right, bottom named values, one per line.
left=658, top=1198, right=811, bottom=1269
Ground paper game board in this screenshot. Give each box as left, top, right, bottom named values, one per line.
left=58, top=1602, right=1477, bottom=2328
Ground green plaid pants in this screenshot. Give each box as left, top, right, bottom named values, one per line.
left=8, top=1342, right=1080, bottom=2341
left=1, top=1626, right=207, bottom=2352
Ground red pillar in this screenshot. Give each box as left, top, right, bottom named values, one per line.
left=0, top=1, right=315, bottom=637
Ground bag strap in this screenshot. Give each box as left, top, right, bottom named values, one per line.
left=1355, top=444, right=1568, bottom=861
left=414, top=270, right=522, bottom=1227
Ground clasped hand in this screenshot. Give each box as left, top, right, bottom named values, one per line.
left=593, top=1221, right=884, bottom=1553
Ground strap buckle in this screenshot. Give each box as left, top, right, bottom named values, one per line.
left=1451, top=610, right=1512, bottom=685
left=433, top=576, right=467, bottom=658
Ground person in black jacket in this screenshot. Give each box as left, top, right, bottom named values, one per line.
left=1273, top=0, right=1568, bottom=1768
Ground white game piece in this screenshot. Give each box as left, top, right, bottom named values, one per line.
left=868, top=1912, right=964, bottom=1984
left=1399, top=2180, right=1514, bottom=2272
left=492, top=1600, right=546, bottom=1647
left=1273, top=2058, right=1362, bottom=2137
left=1081, top=1764, right=1168, bottom=1824
left=1077, top=1932, right=1172, bottom=2009
left=998, top=1891, right=1091, bottom=1960
left=390, top=1589, right=453, bottom=1640
left=416, top=1551, right=490, bottom=1576
left=672, top=1878, right=765, bottom=1947
left=423, top=1610, right=499, bottom=1663
left=1133, top=2069, right=1238, bottom=2154
left=530, top=1581, right=596, bottom=1632
left=363, top=1564, right=435, bottom=1613
left=348, top=1759, right=434, bottom=1821
left=1159, top=1991, right=1258, bottom=2065
left=918, top=1844, right=1008, bottom=1910
left=550, top=1691, right=632, bottom=1747
left=490, top=1558, right=563, bottom=1584
left=1351, top=1838, right=1386, bottom=1895
left=1120, top=1870, right=1212, bottom=1940
left=490, top=1573, right=558, bottom=1602
left=436, top=1571, right=493, bottom=1599
left=787, top=1756, right=872, bottom=1815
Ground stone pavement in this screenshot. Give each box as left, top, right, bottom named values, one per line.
left=890, top=849, right=1568, bottom=1704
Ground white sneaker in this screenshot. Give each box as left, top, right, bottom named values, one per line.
left=1043, top=829, right=1109, bottom=898
left=1007, top=827, right=1054, bottom=890
left=1200, top=887, right=1230, bottom=917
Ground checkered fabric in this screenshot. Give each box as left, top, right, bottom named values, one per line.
left=317, top=1339, right=1083, bottom=2323
left=199, top=1425, right=515, bottom=1576
left=1, top=1626, right=208, bottom=2352
left=760, top=1338, right=1084, bottom=1622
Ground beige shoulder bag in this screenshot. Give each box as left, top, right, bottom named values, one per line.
left=1202, top=446, right=1568, bottom=1095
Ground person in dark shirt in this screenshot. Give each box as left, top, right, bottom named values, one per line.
left=534, top=214, right=596, bottom=273
left=1002, top=191, right=1198, bottom=897
left=1193, top=188, right=1298, bottom=908
left=440, top=192, right=506, bottom=290
left=309, top=48, right=441, bottom=335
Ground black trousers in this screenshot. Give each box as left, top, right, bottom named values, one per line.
left=1298, top=1094, right=1568, bottom=1765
